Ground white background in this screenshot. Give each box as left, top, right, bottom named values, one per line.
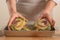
left=0, top=0, right=60, bottom=30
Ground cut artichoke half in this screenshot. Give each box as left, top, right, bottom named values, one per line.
left=10, top=17, right=27, bottom=31
left=34, top=19, right=51, bottom=30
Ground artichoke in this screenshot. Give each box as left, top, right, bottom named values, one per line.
left=10, top=17, right=27, bottom=31
left=34, top=18, right=51, bottom=31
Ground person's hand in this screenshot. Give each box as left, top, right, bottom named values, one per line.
left=39, top=10, right=55, bottom=27
left=7, top=12, right=27, bottom=30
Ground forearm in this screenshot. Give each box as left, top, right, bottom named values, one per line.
left=44, top=0, right=56, bottom=12
left=8, top=0, right=17, bottom=13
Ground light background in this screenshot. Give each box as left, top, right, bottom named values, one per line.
left=0, top=0, right=60, bottom=30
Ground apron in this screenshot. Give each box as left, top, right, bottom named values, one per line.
left=8, top=0, right=49, bottom=25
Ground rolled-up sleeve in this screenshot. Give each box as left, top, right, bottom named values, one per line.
left=53, top=0, right=60, bottom=4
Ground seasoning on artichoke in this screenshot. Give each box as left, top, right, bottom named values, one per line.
left=34, top=18, right=51, bottom=31
left=10, top=17, right=27, bottom=31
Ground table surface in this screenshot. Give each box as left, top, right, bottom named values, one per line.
left=0, top=36, right=60, bottom=40
left=0, top=31, right=60, bottom=40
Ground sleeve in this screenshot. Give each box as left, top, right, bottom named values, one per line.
left=53, top=0, right=60, bottom=4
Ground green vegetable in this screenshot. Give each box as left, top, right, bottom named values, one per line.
left=10, top=24, right=16, bottom=31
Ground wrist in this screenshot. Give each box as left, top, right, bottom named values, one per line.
left=43, top=7, right=52, bottom=12
left=44, top=0, right=56, bottom=12
left=42, top=9, right=51, bottom=13
left=41, top=9, right=51, bottom=16
left=10, top=11, right=18, bottom=17
left=9, top=7, right=17, bottom=13
left=10, top=9, right=17, bottom=13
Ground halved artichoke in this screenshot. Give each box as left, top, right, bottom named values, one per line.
left=34, top=18, right=51, bottom=31
left=10, top=17, right=27, bottom=31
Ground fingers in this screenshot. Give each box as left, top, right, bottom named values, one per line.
left=46, top=15, right=55, bottom=27
left=51, top=19, right=55, bottom=27
left=8, top=16, right=15, bottom=27
left=47, top=16, right=52, bottom=25
left=8, top=16, right=16, bottom=31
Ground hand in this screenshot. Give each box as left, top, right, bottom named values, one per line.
left=7, top=12, right=27, bottom=30
left=39, top=10, right=55, bottom=27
